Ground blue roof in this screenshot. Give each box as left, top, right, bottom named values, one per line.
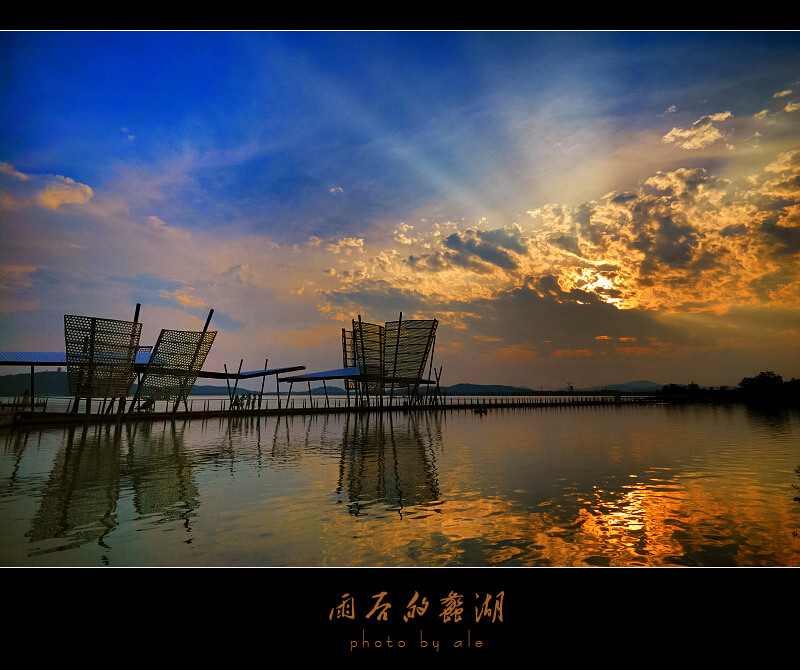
left=278, top=367, right=360, bottom=382
left=0, top=352, right=304, bottom=380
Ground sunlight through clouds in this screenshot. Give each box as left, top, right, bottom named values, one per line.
left=2, top=31, right=800, bottom=388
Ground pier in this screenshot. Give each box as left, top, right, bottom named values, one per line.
left=2, top=392, right=661, bottom=428
left=1, top=304, right=665, bottom=430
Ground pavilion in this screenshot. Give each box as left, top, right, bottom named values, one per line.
left=0, top=304, right=304, bottom=414
left=277, top=313, right=443, bottom=407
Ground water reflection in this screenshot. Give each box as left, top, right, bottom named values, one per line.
left=336, top=412, right=441, bottom=517
left=27, top=423, right=122, bottom=556
left=1, top=404, right=800, bottom=566
left=20, top=421, right=202, bottom=558
left=126, top=421, right=199, bottom=534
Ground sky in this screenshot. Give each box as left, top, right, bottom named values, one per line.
left=2, top=30, right=800, bottom=390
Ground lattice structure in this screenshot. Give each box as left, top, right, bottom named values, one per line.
left=342, top=328, right=358, bottom=391
left=352, top=319, right=385, bottom=398
left=64, top=314, right=142, bottom=399
left=384, top=318, right=438, bottom=398
left=137, top=329, right=216, bottom=403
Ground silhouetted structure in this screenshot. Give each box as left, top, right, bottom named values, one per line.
left=281, top=312, right=440, bottom=406
left=383, top=316, right=438, bottom=401
left=64, top=309, right=142, bottom=414
left=130, top=310, right=216, bottom=413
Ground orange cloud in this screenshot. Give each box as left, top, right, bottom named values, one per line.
left=490, top=343, right=537, bottom=362
left=552, top=349, right=593, bottom=358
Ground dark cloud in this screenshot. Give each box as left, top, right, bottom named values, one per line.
left=443, top=231, right=519, bottom=270
left=475, top=228, right=528, bottom=254
left=720, top=224, right=747, bottom=237
left=634, top=215, right=701, bottom=271
left=320, top=280, right=449, bottom=318
left=573, top=202, right=604, bottom=246
left=406, top=251, right=449, bottom=271
left=759, top=217, right=800, bottom=255
left=549, top=234, right=583, bottom=256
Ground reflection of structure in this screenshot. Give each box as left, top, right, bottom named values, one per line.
left=280, top=313, right=441, bottom=406
left=26, top=423, right=124, bottom=553
left=24, top=421, right=201, bottom=558
left=336, top=411, right=442, bottom=516
left=65, top=310, right=142, bottom=414
left=125, top=421, right=199, bottom=525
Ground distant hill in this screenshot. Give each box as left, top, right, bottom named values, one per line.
left=443, top=381, right=663, bottom=394
left=0, top=371, right=261, bottom=397
left=0, top=370, right=662, bottom=398
left=575, top=380, right=663, bottom=393
left=442, top=383, right=537, bottom=395
left=0, top=371, right=68, bottom=396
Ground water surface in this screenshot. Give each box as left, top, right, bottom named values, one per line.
left=2, top=403, right=799, bottom=566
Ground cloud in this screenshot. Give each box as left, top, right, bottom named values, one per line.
left=0, top=164, right=93, bottom=210
left=36, top=176, right=94, bottom=210
left=0, top=162, right=31, bottom=181
left=327, top=237, right=364, bottom=254
left=774, top=90, right=792, bottom=98
left=4, top=79, right=800, bottom=387
left=443, top=230, right=519, bottom=271
left=316, top=135, right=800, bottom=336
left=393, top=222, right=418, bottom=245
left=663, top=112, right=733, bottom=150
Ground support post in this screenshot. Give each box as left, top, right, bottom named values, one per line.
left=129, top=328, right=165, bottom=414
left=224, top=364, right=233, bottom=404
left=30, top=364, right=35, bottom=411
left=389, top=312, right=401, bottom=405
left=174, top=308, right=214, bottom=412
left=85, top=317, right=96, bottom=414
left=259, top=358, right=268, bottom=409
left=357, top=315, right=370, bottom=407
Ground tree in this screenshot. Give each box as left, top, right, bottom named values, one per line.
left=739, top=371, right=784, bottom=399
left=740, top=370, right=783, bottom=387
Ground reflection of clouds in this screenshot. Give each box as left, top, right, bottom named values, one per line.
left=4, top=403, right=799, bottom=566
left=575, top=467, right=800, bottom=567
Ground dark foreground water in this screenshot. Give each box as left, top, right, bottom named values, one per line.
left=2, top=402, right=799, bottom=567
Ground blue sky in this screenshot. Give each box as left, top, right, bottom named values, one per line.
left=2, top=31, right=800, bottom=389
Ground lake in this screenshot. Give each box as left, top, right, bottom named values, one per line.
left=2, top=401, right=799, bottom=567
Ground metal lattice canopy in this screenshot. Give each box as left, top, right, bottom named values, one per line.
left=352, top=319, right=385, bottom=396
left=138, top=329, right=217, bottom=402
left=341, top=328, right=358, bottom=391
left=384, top=318, right=437, bottom=391
left=64, top=314, right=143, bottom=398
